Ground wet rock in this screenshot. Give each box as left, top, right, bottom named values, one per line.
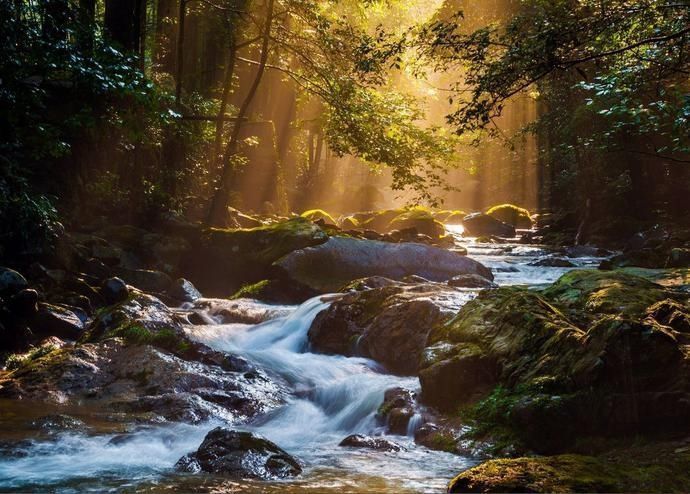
left=0, top=337, right=285, bottom=422
left=378, top=387, right=417, bottom=434
left=276, top=236, right=493, bottom=293
left=529, top=257, right=576, bottom=268
left=339, top=434, right=404, bottom=452
left=309, top=282, right=466, bottom=374
left=115, top=268, right=172, bottom=294
left=414, top=423, right=458, bottom=453
left=565, top=245, right=611, bottom=258
left=166, top=278, right=202, bottom=303
left=0, top=268, right=28, bottom=296
left=29, top=414, right=86, bottom=432
left=31, top=303, right=84, bottom=339
left=101, top=277, right=129, bottom=304
left=448, top=274, right=498, bottom=289
left=462, top=213, right=516, bottom=238
left=176, top=428, right=301, bottom=479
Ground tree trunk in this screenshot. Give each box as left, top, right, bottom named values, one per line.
left=104, top=0, right=142, bottom=52
left=211, top=42, right=237, bottom=173
left=174, top=0, right=186, bottom=105
left=206, top=0, right=275, bottom=226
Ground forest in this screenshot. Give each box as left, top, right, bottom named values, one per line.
left=0, top=0, right=689, bottom=492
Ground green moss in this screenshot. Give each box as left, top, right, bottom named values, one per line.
left=111, top=323, right=191, bottom=354
left=206, top=217, right=328, bottom=266
left=448, top=444, right=690, bottom=493
left=428, top=431, right=458, bottom=453
left=231, top=280, right=271, bottom=299
left=301, top=209, right=337, bottom=225
left=486, top=204, right=534, bottom=228
left=4, top=343, right=58, bottom=370
left=388, top=206, right=446, bottom=238
left=543, top=270, right=670, bottom=319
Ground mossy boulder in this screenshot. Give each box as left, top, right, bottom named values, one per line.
left=543, top=270, right=670, bottom=319
left=486, top=204, right=534, bottom=228
left=301, top=209, right=337, bottom=226
left=183, top=218, right=328, bottom=295
left=388, top=207, right=446, bottom=238
left=433, top=210, right=467, bottom=224
left=420, top=270, right=690, bottom=453
left=448, top=441, right=690, bottom=493
left=463, top=213, right=516, bottom=238
left=421, top=288, right=585, bottom=410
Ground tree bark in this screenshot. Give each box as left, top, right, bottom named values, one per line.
left=211, top=42, right=237, bottom=173
left=174, top=0, right=186, bottom=105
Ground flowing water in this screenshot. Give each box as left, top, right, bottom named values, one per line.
left=0, top=232, right=611, bottom=493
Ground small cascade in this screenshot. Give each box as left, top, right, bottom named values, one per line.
left=406, top=413, right=424, bottom=437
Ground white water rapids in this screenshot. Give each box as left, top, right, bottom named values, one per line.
left=0, top=235, right=609, bottom=492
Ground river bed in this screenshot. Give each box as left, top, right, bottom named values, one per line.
left=0, top=234, right=609, bottom=493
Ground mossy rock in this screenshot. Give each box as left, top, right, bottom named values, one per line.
left=185, top=218, right=329, bottom=295
left=353, top=208, right=406, bottom=232
left=448, top=443, right=690, bottom=493
left=543, top=270, right=670, bottom=319
left=486, top=204, right=534, bottom=228
left=301, top=209, right=337, bottom=225
left=389, top=207, right=446, bottom=238
left=421, top=288, right=585, bottom=410
left=433, top=210, right=467, bottom=224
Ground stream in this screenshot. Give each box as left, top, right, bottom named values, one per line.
left=0, top=234, right=608, bottom=493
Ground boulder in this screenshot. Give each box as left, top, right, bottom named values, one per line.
left=377, top=387, right=417, bottom=435
left=529, top=257, right=576, bottom=268
left=176, top=428, right=301, bottom=479
left=308, top=281, right=468, bottom=374
left=0, top=268, right=28, bottom=297
left=388, top=209, right=446, bottom=238
left=184, top=218, right=328, bottom=295
left=419, top=270, right=690, bottom=453
left=448, top=274, right=498, bottom=289
left=486, top=204, right=534, bottom=229
left=339, top=434, right=404, bottom=452
left=462, top=213, right=516, bottom=238
left=166, top=278, right=202, bottom=303
left=30, top=303, right=84, bottom=340
left=447, top=443, right=690, bottom=493
left=101, top=277, right=129, bottom=305
left=0, top=300, right=286, bottom=421
left=275, top=236, right=493, bottom=293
